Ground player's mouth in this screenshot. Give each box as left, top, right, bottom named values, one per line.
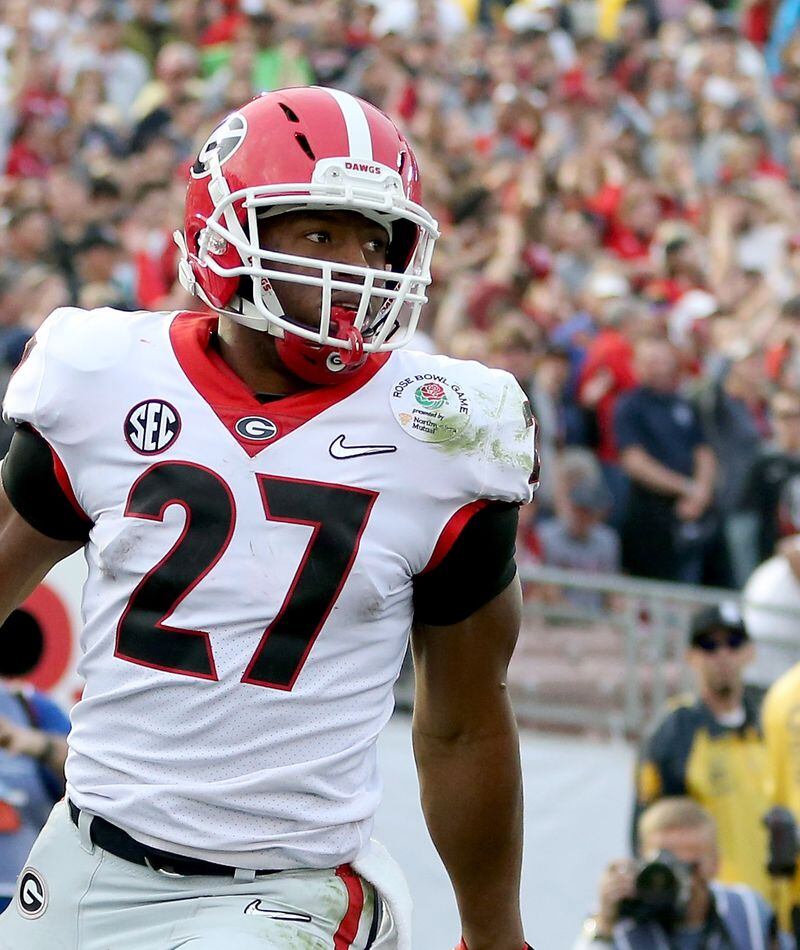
left=330, top=293, right=362, bottom=311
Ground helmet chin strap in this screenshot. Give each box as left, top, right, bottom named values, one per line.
left=273, top=307, right=368, bottom=386
left=226, top=294, right=286, bottom=336
left=228, top=296, right=366, bottom=364
left=339, top=321, right=365, bottom=365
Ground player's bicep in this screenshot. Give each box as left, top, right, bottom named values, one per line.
left=411, top=575, right=522, bottom=741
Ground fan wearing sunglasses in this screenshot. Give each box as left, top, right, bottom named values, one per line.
left=631, top=604, right=775, bottom=910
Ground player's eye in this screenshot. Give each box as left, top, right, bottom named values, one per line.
left=365, top=237, right=388, bottom=254
left=305, top=231, right=331, bottom=244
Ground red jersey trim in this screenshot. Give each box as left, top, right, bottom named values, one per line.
left=421, top=499, right=489, bottom=575
left=333, top=864, right=364, bottom=949
left=169, top=312, right=391, bottom=458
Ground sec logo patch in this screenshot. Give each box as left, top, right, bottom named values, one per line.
left=125, top=400, right=182, bottom=455
left=17, top=867, right=47, bottom=919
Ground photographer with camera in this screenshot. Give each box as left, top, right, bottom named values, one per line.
left=632, top=604, right=772, bottom=902
left=574, top=799, right=791, bottom=949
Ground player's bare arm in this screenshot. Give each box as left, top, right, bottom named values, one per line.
left=0, top=479, right=82, bottom=627
left=412, top=575, right=526, bottom=950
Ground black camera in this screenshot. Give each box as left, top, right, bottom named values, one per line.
left=618, top=850, right=693, bottom=927
left=764, top=807, right=800, bottom=877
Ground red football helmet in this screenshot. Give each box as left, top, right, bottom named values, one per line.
left=175, top=87, right=439, bottom=384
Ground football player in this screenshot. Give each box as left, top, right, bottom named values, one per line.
left=0, top=87, right=535, bottom=950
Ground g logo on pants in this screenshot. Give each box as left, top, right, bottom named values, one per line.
left=17, top=868, right=47, bottom=919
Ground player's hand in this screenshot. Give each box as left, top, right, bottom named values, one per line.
left=580, top=368, right=614, bottom=407
left=675, top=483, right=710, bottom=521
left=778, top=535, right=800, bottom=582
left=0, top=716, right=48, bottom=760
left=596, top=858, right=636, bottom=933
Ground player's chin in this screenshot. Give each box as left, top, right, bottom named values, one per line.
left=273, top=288, right=324, bottom=332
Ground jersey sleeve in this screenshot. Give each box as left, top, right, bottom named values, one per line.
left=408, top=360, right=537, bottom=588
left=3, top=306, right=134, bottom=525
left=2, top=309, right=62, bottom=431
left=3, top=306, right=131, bottom=440
left=1, top=426, right=92, bottom=540
left=413, top=501, right=518, bottom=625
left=2, top=307, right=98, bottom=445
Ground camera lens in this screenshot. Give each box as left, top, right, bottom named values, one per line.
left=637, top=861, right=679, bottom=900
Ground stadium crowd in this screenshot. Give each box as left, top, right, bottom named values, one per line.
left=2, top=0, right=800, bottom=595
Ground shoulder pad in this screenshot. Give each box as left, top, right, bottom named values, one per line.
left=386, top=352, right=537, bottom=505
left=3, top=307, right=165, bottom=438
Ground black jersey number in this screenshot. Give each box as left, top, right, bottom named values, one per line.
left=115, top=463, right=377, bottom=689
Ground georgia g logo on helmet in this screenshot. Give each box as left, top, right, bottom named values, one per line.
left=191, top=114, right=248, bottom=179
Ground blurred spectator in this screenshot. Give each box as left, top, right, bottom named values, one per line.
left=632, top=603, right=773, bottom=903
left=739, top=389, right=800, bottom=569
left=202, top=10, right=314, bottom=91
left=485, top=312, right=542, bottom=395
left=614, top=337, right=720, bottom=584
left=578, top=297, right=642, bottom=528
left=72, top=227, right=137, bottom=312
left=0, top=621, right=69, bottom=913
left=761, top=652, right=800, bottom=940
left=575, top=798, right=789, bottom=948
left=123, top=0, right=177, bottom=67
left=61, top=11, right=150, bottom=123
left=694, top=341, right=771, bottom=585
left=4, top=208, right=52, bottom=277
left=538, top=479, right=620, bottom=612
left=130, top=43, right=206, bottom=154
left=528, top=346, right=572, bottom=512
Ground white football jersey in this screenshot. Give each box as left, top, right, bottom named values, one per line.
left=3, top=308, right=535, bottom=869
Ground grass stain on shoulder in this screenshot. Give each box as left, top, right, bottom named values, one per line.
left=432, top=421, right=489, bottom=456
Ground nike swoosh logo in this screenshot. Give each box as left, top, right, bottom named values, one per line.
left=329, top=435, right=397, bottom=460
left=243, top=900, right=312, bottom=921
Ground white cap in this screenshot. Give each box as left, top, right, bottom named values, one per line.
left=703, top=75, right=740, bottom=109
left=504, top=0, right=556, bottom=32
left=586, top=271, right=630, bottom=299
left=669, top=290, right=718, bottom=345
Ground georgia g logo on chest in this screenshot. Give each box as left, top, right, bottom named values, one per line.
left=125, top=400, right=182, bottom=455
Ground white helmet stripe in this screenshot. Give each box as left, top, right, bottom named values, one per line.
left=323, top=88, right=373, bottom=160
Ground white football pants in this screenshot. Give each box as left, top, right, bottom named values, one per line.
left=0, top=800, right=398, bottom=949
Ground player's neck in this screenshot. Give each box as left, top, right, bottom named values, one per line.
left=215, top=315, right=308, bottom=397
left=701, top=686, right=744, bottom=719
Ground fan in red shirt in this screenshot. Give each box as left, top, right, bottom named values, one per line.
left=578, top=295, right=640, bottom=465
left=4, top=116, right=55, bottom=180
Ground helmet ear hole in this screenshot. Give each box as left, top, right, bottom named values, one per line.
left=236, top=276, right=254, bottom=303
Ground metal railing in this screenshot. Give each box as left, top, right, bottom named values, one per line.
left=509, top=564, right=800, bottom=741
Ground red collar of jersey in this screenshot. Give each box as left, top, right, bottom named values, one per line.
left=169, top=311, right=391, bottom=458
